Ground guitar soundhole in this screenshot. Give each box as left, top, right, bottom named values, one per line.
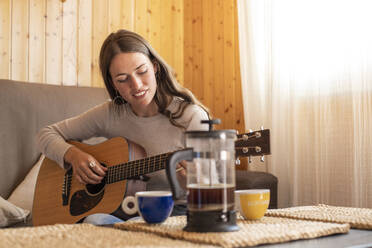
left=86, top=177, right=106, bottom=195
left=85, top=163, right=107, bottom=195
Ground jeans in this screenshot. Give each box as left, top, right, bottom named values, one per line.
left=83, top=204, right=187, bottom=225
left=83, top=214, right=139, bottom=225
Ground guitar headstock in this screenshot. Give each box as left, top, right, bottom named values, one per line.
left=235, top=129, right=271, bottom=158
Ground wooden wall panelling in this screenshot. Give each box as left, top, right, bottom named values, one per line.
left=149, top=0, right=183, bottom=85
left=121, top=0, right=135, bottom=31
left=183, top=0, right=246, bottom=168
left=62, top=0, right=77, bottom=85
left=135, top=0, right=150, bottom=40
left=11, top=0, right=29, bottom=81
left=0, top=0, right=11, bottom=79
left=233, top=0, right=247, bottom=169
left=29, top=0, right=45, bottom=84
left=223, top=0, right=236, bottom=130
left=201, top=0, right=213, bottom=115
left=159, top=0, right=172, bottom=67
left=171, top=0, right=183, bottom=85
left=91, top=0, right=108, bottom=87
left=212, top=0, right=225, bottom=126
left=45, top=0, right=63, bottom=85
left=5, top=0, right=186, bottom=89
left=158, top=0, right=176, bottom=81
left=183, top=0, right=192, bottom=89
left=233, top=0, right=244, bottom=134
left=108, top=0, right=122, bottom=33
left=77, top=0, right=92, bottom=87
left=190, top=0, right=203, bottom=102
left=149, top=0, right=162, bottom=58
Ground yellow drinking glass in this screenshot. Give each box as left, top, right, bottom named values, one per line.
left=235, top=189, right=270, bottom=220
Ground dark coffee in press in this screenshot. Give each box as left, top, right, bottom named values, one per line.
left=187, top=184, right=235, bottom=212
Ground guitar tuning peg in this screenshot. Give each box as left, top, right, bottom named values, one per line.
left=255, top=132, right=261, bottom=138
left=260, top=155, right=265, bottom=162
left=248, top=156, right=252, bottom=163
left=235, top=158, right=241, bottom=165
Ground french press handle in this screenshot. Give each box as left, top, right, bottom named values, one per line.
left=165, top=148, right=193, bottom=200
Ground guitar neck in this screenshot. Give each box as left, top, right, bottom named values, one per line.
left=105, top=128, right=270, bottom=184
left=105, top=151, right=173, bottom=184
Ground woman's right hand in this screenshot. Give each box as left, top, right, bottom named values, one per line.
left=64, top=146, right=107, bottom=185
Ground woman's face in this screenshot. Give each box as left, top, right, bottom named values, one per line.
left=109, top=52, right=158, bottom=117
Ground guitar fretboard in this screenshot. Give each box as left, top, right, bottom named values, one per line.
left=104, top=128, right=270, bottom=185
left=105, top=151, right=173, bottom=184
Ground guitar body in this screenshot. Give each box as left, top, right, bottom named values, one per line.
left=33, top=137, right=132, bottom=226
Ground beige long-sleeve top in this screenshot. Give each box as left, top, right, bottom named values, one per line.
left=37, top=97, right=209, bottom=191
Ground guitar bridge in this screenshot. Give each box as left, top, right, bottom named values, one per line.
left=62, top=169, right=73, bottom=206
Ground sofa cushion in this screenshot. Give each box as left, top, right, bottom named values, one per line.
left=0, top=80, right=109, bottom=199
left=8, top=155, right=44, bottom=212
left=0, top=196, right=30, bottom=227
left=236, top=170, right=278, bottom=209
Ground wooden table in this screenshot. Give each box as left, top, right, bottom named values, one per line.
left=259, top=229, right=372, bottom=248
left=102, top=224, right=372, bottom=248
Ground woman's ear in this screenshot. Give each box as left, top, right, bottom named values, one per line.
left=152, top=61, right=159, bottom=74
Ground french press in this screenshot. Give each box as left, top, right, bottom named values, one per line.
left=166, top=119, right=239, bottom=232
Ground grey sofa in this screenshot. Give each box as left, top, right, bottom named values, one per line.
left=0, top=79, right=277, bottom=226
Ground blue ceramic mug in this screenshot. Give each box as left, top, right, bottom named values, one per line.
left=135, top=191, right=174, bottom=224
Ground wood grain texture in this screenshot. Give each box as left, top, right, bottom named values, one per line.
left=29, top=0, right=45, bottom=83
left=149, top=0, right=162, bottom=53
left=192, top=0, right=203, bottom=101
left=45, top=0, right=63, bottom=85
left=121, top=0, right=135, bottom=31
left=33, top=137, right=129, bottom=226
left=11, top=0, right=29, bottom=81
left=108, top=0, right=122, bottom=33
left=135, top=0, right=149, bottom=40
left=173, top=0, right=184, bottom=84
left=77, top=0, right=92, bottom=87
left=213, top=0, right=225, bottom=123
left=223, top=0, right=235, bottom=130
left=0, top=0, right=11, bottom=79
left=183, top=0, right=247, bottom=169
left=91, top=0, right=108, bottom=87
left=62, top=0, right=77, bottom=85
left=183, top=1, right=245, bottom=127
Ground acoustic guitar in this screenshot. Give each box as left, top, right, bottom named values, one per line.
left=32, top=129, right=270, bottom=226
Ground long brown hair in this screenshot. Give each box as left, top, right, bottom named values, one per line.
left=99, top=29, right=209, bottom=127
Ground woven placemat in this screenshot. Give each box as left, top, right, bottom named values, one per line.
left=114, top=215, right=349, bottom=248
left=0, top=223, right=217, bottom=248
left=266, top=204, right=372, bottom=230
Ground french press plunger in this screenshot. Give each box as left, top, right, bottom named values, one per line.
left=166, top=119, right=239, bottom=232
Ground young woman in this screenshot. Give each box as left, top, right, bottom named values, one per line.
left=37, top=29, right=210, bottom=224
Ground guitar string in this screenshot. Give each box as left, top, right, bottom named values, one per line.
left=106, top=152, right=172, bottom=184
left=107, top=155, right=167, bottom=184
left=105, top=132, right=264, bottom=184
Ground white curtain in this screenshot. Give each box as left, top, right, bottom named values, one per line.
left=237, top=0, right=372, bottom=208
